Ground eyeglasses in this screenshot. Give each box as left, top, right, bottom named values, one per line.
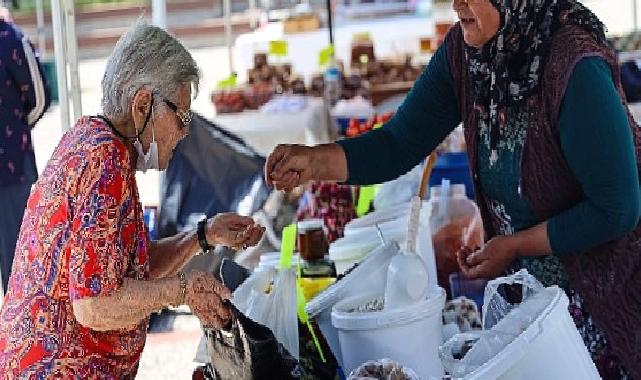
left=163, top=99, right=192, bottom=130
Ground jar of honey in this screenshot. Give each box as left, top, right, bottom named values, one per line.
left=297, top=219, right=329, bottom=261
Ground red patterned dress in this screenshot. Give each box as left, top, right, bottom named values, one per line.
left=0, top=117, right=150, bottom=379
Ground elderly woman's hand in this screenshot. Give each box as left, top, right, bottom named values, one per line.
left=185, top=271, right=233, bottom=329
left=206, top=213, right=265, bottom=250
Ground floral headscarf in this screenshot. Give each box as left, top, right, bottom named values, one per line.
left=467, top=0, right=607, bottom=149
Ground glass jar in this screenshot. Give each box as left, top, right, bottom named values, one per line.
left=297, top=219, right=329, bottom=261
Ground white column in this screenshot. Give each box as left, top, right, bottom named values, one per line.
left=51, top=0, right=82, bottom=132
left=634, top=0, right=639, bottom=31
left=63, top=0, right=82, bottom=121
left=248, top=0, right=257, bottom=29
left=35, top=0, right=46, bottom=55
left=152, top=0, right=167, bottom=29
left=224, top=0, right=234, bottom=72
left=51, top=0, right=70, bottom=132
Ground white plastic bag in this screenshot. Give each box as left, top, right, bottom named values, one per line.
left=232, top=265, right=300, bottom=359
left=373, top=163, right=423, bottom=210
left=436, top=126, right=466, bottom=154
left=481, top=269, right=545, bottom=330
left=439, top=270, right=553, bottom=378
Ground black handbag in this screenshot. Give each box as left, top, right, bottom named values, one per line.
left=203, top=303, right=302, bottom=380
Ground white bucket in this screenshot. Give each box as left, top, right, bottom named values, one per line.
left=463, top=287, right=600, bottom=380
left=331, top=288, right=446, bottom=379
left=306, top=242, right=399, bottom=368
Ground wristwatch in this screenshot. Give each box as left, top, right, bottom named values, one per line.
left=197, top=217, right=214, bottom=254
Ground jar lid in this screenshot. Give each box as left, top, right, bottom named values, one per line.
left=298, top=218, right=325, bottom=231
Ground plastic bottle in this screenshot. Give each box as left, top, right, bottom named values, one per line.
left=324, top=65, right=341, bottom=107
left=428, top=183, right=473, bottom=233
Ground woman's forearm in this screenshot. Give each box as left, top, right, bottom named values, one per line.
left=311, top=143, right=349, bottom=182
left=148, top=231, right=200, bottom=279
left=72, top=276, right=182, bottom=331
left=512, top=221, right=552, bottom=257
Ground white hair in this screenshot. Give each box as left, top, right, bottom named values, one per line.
left=101, top=20, right=199, bottom=122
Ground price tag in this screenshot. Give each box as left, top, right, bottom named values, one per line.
left=216, top=74, right=237, bottom=89
left=318, top=45, right=334, bottom=67
left=420, top=37, right=433, bottom=53
left=269, top=40, right=289, bottom=57
left=353, top=31, right=372, bottom=42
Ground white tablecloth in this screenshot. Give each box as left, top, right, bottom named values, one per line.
left=213, top=98, right=335, bottom=156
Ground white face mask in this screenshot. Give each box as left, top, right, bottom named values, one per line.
left=133, top=126, right=159, bottom=172
left=134, top=102, right=160, bottom=172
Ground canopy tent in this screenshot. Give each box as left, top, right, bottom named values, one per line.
left=49, top=0, right=242, bottom=133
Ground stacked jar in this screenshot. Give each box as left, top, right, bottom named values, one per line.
left=297, top=219, right=336, bottom=300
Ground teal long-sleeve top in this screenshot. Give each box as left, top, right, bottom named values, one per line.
left=337, top=43, right=641, bottom=255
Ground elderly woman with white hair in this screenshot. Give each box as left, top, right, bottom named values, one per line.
left=0, top=22, right=264, bottom=378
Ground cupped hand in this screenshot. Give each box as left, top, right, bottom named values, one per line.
left=206, top=213, right=265, bottom=250
left=185, top=271, right=232, bottom=329
left=264, top=144, right=316, bottom=192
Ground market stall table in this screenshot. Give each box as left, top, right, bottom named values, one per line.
left=213, top=97, right=334, bottom=156
left=233, top=15, right=436, bottom=82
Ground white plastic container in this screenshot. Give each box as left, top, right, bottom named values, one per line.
left=462, top=287, right=600, bottom=380
left=306, top=242, right=400, bottom=368
left=331, top=288, right=446, bottom=379
left=329, top=229, right=386, bottom=275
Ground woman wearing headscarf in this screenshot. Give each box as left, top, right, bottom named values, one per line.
left=265, top=0, right=641, bottom=378
left=0, top=22, right=265, bottom=379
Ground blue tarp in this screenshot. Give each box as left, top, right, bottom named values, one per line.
left=158, top=113, right=269, bottom=238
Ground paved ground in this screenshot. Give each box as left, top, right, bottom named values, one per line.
left=138, top=310, right=205, bottom=380
left=138, top=330, right=203, bottom=380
